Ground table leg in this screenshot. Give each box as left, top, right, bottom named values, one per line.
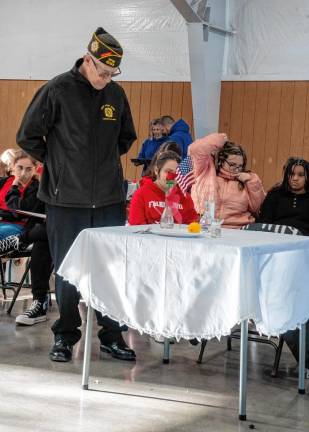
left=163, top=338, right=170, bottom=364
left=239, top=319, right=248, bottom=421
left=298, top=322, right=306, bottom=394
left=82, top=304, right=94, bottom=390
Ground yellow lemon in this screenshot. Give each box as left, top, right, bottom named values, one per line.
left=187, top=222, right=201, bottom=233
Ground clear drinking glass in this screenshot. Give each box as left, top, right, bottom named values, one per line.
left=210, top=219, right=223, bottom=238
left=160, top=204, right=174, bottom=228
left=200, top=200, right=215, bottom=232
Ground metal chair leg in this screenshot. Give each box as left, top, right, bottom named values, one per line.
left=6, top=259, right=32, bottom=315
left=197, top=339, right=208, bottom=364
left=0, top=258, right=7, bottom=299
left=47, top=292, right=52, bottom=308
left=163, top=338, right=170, bottom=364
left=227, top=336, right=232, bottom=351
left=270, top=336, right=284, bottom=377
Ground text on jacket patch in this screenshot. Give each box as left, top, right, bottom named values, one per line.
left=149, top=201, right=183, bottom=209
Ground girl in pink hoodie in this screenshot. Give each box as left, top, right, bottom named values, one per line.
left=189, top=133, right=265, bottom=228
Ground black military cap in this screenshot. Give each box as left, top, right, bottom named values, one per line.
left=88, top=27, right=123, bottom=68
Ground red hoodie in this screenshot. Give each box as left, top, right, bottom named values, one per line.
left=129, top=181, right=198, bottom=225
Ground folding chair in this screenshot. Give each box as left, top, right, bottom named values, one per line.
left=197, top=223, right=303, bottom=377
left=0, top=247, right=32, bottom=314
left=0, top=209, right=51, bottom=314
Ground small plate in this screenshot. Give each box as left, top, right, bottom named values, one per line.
left=151, top=227, right=204, bottom=238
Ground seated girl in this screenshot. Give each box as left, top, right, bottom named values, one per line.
left=0, top=150, right=40, bottom=241
left=0, top=151, right=53, bottom=326
left=188, top=133, right=265, bottom=228
left=129, top=150, right=198, bottom=225
left=258, top=157, right=309, bottom=375
left=139, top=140, right=182, bottom=188
left=258, top=157, right=309, bottom=234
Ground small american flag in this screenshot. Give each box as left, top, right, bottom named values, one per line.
left=175, top=155, right=195, bottom=194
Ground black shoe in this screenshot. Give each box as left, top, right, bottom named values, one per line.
left=189, top=338, right=200, bottom=346
left=98, top=329, right=136, bottom=361
left=49, top=338, right=73, bottom=362
left=100, top=341, right=136, bottom=361
left=16, top=298, right=48, bottom=326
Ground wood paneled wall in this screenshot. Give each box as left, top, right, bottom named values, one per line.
left=219, top=81, right=309, bottom=191
left=2, top=79, right=308, bottom=190
left=0, top=80, right=194, bottom=181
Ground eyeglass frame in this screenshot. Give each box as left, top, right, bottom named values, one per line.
left=90, top=57, right=121, bottom=79
left=224, top=159, right=244, bottom=172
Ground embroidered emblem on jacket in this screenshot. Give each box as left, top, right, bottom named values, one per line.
left=101, top=104, right=116, bottom=121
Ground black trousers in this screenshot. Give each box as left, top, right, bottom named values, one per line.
left=46, top=203, right=127, bottom=345
left=20, top=223, right=53, bottom=302
left=31, top=240, right=53, bottom=301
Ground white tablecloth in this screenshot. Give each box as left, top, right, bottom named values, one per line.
left=58, top=225, right=309, bottom=341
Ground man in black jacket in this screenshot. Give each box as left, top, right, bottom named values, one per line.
left=17, top=27, right=137, bottom=362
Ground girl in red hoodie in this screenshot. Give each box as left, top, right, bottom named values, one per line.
left=0, top=150, right=39, bottom=240
left=129, top=150, right=198, bottom=225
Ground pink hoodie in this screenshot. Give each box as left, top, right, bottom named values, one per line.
left=189, top=133, right=265, bottom=229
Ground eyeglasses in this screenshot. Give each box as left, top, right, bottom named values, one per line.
left=91, top=58, right=121, bottom=79
left=224, top=160, right=243, bottom=172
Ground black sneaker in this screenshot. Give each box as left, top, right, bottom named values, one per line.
left=0, top=234, right=20, bottom=256
left=15, top=299, right=48, bottom=325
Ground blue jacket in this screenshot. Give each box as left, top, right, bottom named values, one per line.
left=137, top=136, right=167, bottom=160
left=168, top=119, right=192, bottom=158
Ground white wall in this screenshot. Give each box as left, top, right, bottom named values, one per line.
left=3, top=1, right=307, bottom=137
left=0, top=0, right=190, bottom=81
left=225, top=0, right=309, bottom=80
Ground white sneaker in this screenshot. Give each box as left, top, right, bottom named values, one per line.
left=0, top=235, right=20, bottom=255
left=16, top=299, right=47, bottom=325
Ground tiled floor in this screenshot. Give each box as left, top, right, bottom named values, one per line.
left=0, top=294, right=308, bottom=431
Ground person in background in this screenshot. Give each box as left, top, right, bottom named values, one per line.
left=258, top=157, right=309, bottom=377
left=17, top=27, right=137, bottom=362
left=189, top=133, right=265, bottom=227
left=0, top=150, right=39, bottom=240
left=0, top=148, right=17, bottom=176
left=0, top=160, right=7, bottom=178
left=0, top=151, right=53, bottom=325
left=129, top=150, right=198, bottom=225
left=137, top=119, right=166, bottom=173
left=160, top=115, right=192, bottom=158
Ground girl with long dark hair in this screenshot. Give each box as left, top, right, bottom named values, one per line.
left=258, top=158, right=309, bottom=234
left=258, top=157, right=309, bottom=377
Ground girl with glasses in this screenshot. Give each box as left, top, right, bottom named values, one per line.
left=188, top=134, right=265, bottom=228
